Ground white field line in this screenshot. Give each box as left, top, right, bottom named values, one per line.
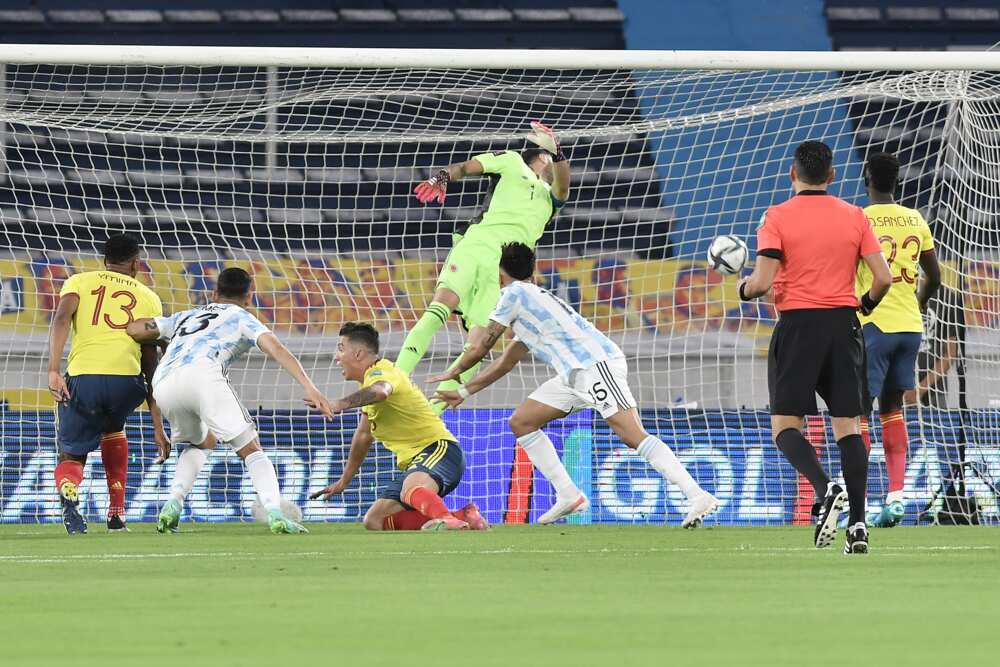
left=0, top=544, right=993, bottom=564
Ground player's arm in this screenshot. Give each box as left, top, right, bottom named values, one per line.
left=329, top=381, right=393, bottom=416
left=414, top=159, right=485, bottom=205
left=309, top=413, right=375, bottom=500
left=917, top=249, right=942, bottom=311
left=46, top=292, right=79, bottom=403
left=139, top=343, right=171, bottom=463
left=530, top=121, right=570, bottom=202
left=256, top=333, right=334, bottom=418
left=127, top=318, right=161, bottom=343
left=428, top=320, right=509, bottom=383
left=434, top=340, right=530, bottom=409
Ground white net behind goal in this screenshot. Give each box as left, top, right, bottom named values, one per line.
left=1, top=55, right=997, bottom=526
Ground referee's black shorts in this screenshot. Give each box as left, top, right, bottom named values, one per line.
left=767, top=307, right=866, bottom=417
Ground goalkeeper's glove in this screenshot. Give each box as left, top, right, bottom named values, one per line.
left=414, top=169, right=450, bottom=205
left=527, top=120, right=566, bottom=162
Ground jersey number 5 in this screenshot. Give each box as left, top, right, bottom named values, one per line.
left=90, top=286, right=137, bottom=330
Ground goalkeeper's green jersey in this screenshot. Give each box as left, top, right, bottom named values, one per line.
left=464, top=150, right=564, bottom=249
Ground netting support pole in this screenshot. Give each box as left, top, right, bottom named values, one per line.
left=0, top=64, right=7, bottom=183
left=265, top=66, right=277, bottom=171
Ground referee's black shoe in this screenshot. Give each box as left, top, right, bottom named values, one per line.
left=814, top=484, right=847, bottom=548
left=844, top=522, right=869, bottom=555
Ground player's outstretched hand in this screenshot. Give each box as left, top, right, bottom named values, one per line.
left=153, top=427, right=171, bottom=464
left=433, top=389, right=465, bottom=409
left=303, top=388, right=335, bottom=419
left=309, top=477, right=349, bottom=501
left=414, top=170, right=449, bottom=205
left=47, top=370, right=70, bottom=403
left=527, top=120, right=560, bottom=155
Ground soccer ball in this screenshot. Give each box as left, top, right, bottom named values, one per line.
left=707, top=235, right=749, bottom=275
left=251, top=497, right=303, bottom=523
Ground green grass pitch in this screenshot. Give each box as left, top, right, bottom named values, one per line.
left=1, top=523, right=996, bottom=667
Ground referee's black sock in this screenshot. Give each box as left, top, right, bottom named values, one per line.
left=775, top=428, right=830, bottom=498
left=837, top=434, right=869, bottom=525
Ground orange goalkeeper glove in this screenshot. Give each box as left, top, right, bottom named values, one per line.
left=414, top=169, right=450, bottom=205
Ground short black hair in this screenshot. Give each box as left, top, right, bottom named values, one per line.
left=865, top=151, right=900, bottom=193
left=521, top=147, right=548, bottom=167
left=103, top=233, right=140, bottom=264
left=500, top=242, right=535, bottom=280
left=794, top=140, right=834, bottom=185
left=339, top=321, right=380, bottom=354
left=216, top=267, right=253, bottom=298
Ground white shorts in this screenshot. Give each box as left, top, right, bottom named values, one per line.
left=528, top=357, right=636, bottom=419
left=153, top=367, right=258, bottom=450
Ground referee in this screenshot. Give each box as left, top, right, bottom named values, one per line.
left=739, top=141, right=892, bottom=554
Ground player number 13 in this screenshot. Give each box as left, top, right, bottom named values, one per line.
left=90, top=286, right=137, bottom=330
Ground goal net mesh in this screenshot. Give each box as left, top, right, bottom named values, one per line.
left=1, top=61, right=997, bottom=526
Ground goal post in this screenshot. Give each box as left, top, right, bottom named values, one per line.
left=0, top=46, right=997, bottom=526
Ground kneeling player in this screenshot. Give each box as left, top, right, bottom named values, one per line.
left=309, top=322, right=487, bottom=531
left=128, top=268, right=333, bottom=534
left=432, top=243, right=718, bottom=527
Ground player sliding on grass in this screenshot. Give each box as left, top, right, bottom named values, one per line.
left=399, top=122, right=570, bottom=409
left=47, top=233, right=168, bottom=534
left=431, top=243, right=719, bottom=526
left=309, top=322, right=488, bottom=532
left=128, top=267, right=333, bottom=535
left=856, top=152, right=940, bottom=528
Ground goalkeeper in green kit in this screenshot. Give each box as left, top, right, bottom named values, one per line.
left=398, top=122, right=571, bottom=405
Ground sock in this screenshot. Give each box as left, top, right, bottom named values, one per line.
left=859, top=416, right=871, bottom=453
left=880, top=411, right=908, bottom=497
left=517, top=430, right=579, bottom=499
left=775, top=428, right=831, bottom=498
left=100, top=431, right=128, bottom=518
left=245, top=450, right=282, bottom=513
left=382, top=509, right=431, bottom=530
left=636, top=435, right=701, bottom=498
left=837, top=434, right=869, bottom=525
left=402, top=486, right=450, bottom=520
left=432, top=352, right=482, bottom=415
left=54, top=460, right=84, bottom=491
left=395, top=301, right=452, bottom=374
left=170, top=446, right=209, bottom=507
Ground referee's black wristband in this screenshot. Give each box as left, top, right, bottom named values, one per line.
left=738, top=282, right=753, bottom=301
left=859, top=291, right=879, bottom=315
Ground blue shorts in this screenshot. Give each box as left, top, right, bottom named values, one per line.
left=57, top=374, right=147, bottom=456
left=380, top=440, right=465, bottom=505
left=863, top=324, right=922, bottom=400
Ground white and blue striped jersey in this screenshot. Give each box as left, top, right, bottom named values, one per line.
left=490, top=281, right=623, bottom=378
left=152, top=303, right=270, bottom=384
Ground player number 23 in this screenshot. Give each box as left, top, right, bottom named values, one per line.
left=878, top=234, right=921, bottom=284
left=90, top=286, right=137, bottom=330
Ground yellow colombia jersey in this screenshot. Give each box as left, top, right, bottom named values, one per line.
left=856, top=203, right=935, bottom=333
left=361, top=358, right=456, bottom=469
left=58, top=270, right=163, bottom=376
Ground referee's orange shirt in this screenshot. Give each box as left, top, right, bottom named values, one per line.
left=757, top=191, right=881, bottom=312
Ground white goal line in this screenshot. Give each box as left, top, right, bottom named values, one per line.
left=0, top=45, right=999, bottom=71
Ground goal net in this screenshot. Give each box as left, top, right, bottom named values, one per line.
left=1, top=47, right=998, bottom=526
